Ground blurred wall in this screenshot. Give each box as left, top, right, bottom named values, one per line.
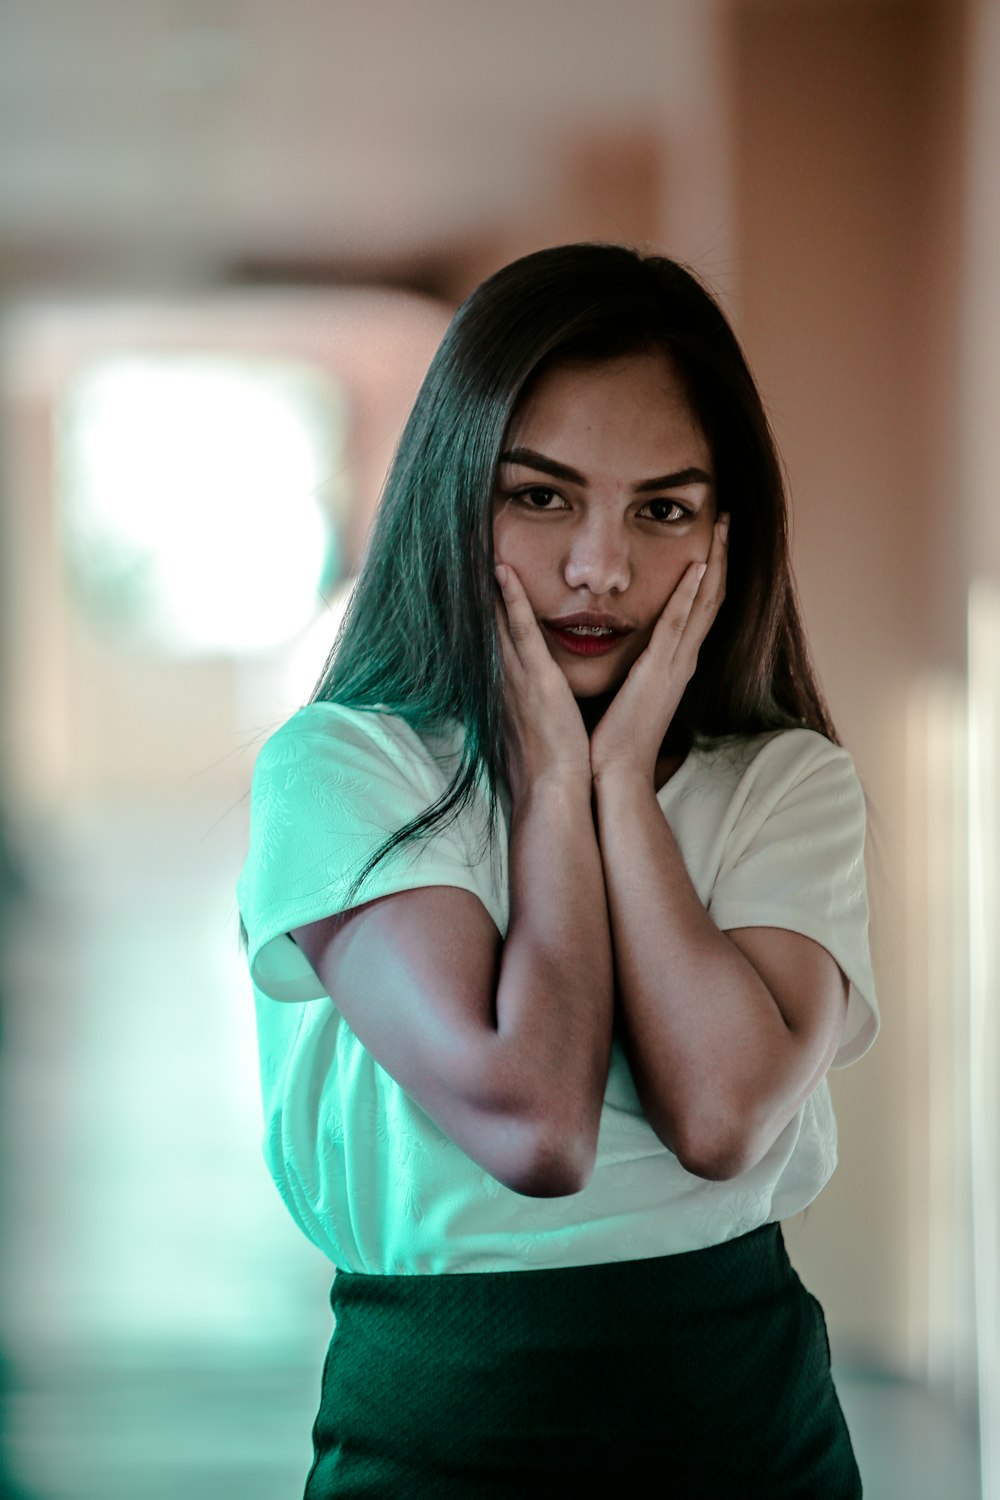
left=0, top=292, right=451, bottom=809
left=730, top=0, right=970, bottom=1372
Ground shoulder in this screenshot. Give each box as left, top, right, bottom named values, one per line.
left=688, top=727, right=862, bottom=819
left=257, top=700, right=433, bottom=768
left=252, top=701, right=463, bottom=802
left=243, top=703, right=471, bottom=901
left=668, top=729, right=866, bottom=879
left=238, top=704, right=493, bottom=991
left=694, top=725, right=854, bottom=781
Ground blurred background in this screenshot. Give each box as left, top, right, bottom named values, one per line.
left=0, top=0, right=997, bottom=1496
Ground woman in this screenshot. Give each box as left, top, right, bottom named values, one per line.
left=238, top=243, right=879, bottom=1497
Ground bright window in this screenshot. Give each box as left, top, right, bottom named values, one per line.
left=57, top=354, right=345, bottom=656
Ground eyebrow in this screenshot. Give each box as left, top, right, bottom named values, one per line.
left=498, top=446, right=713, bottom=492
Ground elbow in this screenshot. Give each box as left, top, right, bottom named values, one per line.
left=629, top=1061, right=772, bottom=1182
left=629, top=1064, right=756, bottom=1183
left=454, top=1057, right=603, bottom=1197
left=655, top=1107, right=758, bottom=1183
left=674, top=1136, right=753, bottom=1183
left=499, top=1119, right=598, bottom=1198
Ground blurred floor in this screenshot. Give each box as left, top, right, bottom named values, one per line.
left=0, top=805, right=982, bottom=1500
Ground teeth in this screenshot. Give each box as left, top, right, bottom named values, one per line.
left=565, top=625, right=614, bottom=636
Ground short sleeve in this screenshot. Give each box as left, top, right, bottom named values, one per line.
left=707, top=734, right=879, bottom=1068
left=236, top=703, right=505, bottom=1003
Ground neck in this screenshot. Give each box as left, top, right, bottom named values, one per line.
left=577, top=691, right=615, bottom=736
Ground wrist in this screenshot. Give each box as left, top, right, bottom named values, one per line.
left=591, top=761, right=657, bottom=807
left=510, top=764, right=593, bottom=807
left=591, top=757, right=655, bottom=794
left=589, top=720, right=660, bottom=794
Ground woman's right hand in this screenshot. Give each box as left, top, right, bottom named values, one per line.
left=495, top=563, right=591, bottom=801
left=292, top=569, right=612, bottom=1201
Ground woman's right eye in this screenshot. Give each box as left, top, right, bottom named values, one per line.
left=516, top=486, right=565, bottom=509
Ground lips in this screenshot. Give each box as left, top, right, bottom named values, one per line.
left=543, top=611, right=633, bottom=658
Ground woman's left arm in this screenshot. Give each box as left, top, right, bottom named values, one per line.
left=594, top=767, right=849, bottom=1180
left=590, top=519, right=849, bottom=1181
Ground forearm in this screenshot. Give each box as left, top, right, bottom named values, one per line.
left=594, top=768, right=814, bottom=1179
left=495, top=771, right=614, bottom=1175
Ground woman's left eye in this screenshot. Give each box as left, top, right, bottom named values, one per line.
left=640, top=499, right=688, bottom=523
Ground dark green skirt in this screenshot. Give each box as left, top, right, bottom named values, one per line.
left=304, top=1223, right=861, bottom=1498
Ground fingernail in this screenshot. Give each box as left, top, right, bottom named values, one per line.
left=494, top=563, right=508, bottom=586
left=719, top=515, right=730, bottom=539
left=694, top=563, right=708, bottom=583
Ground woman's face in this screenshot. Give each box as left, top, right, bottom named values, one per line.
left=493, top=350, right=717, bottom=699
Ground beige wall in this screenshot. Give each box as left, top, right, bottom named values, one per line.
left=730, top=0, right=972, bottom=1373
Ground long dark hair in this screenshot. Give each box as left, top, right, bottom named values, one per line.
left=311, top=242, right=837, bottom=888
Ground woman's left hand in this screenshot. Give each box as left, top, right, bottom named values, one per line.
left=590, top=515, right=728, bottom=786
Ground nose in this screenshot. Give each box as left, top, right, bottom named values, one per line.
left=562, top=514, right=631, bottom=595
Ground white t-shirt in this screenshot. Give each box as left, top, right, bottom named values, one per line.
left=237, top=701, right=879, bottom=1274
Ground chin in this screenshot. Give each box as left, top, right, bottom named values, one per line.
left=562, top=666, right=629, bottom=700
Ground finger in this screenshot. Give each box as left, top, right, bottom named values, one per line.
left=494, top=583, right=522, bottom=679
left=494, top=574, right=544, bottom=703
left=638, top=553, right=715, bottom=681
left=709, top=512, right=729, bottom=576
left=662, top=559, right=708, bottom=640
left=694, top=514, right=729, bottom=617
left=494, top=563, right=549, bottom=667
left=669, top=520, right=728, bottom=664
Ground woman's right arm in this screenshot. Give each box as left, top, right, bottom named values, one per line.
left=292, top=567, right=614, bottom=1198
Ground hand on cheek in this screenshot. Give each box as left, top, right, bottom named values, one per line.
left=590, top=516, right=729, bottom=785
left=494, top=563, right=591, bottom=800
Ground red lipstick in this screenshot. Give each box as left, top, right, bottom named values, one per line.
left=544, top=611, right=632, bottom=658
